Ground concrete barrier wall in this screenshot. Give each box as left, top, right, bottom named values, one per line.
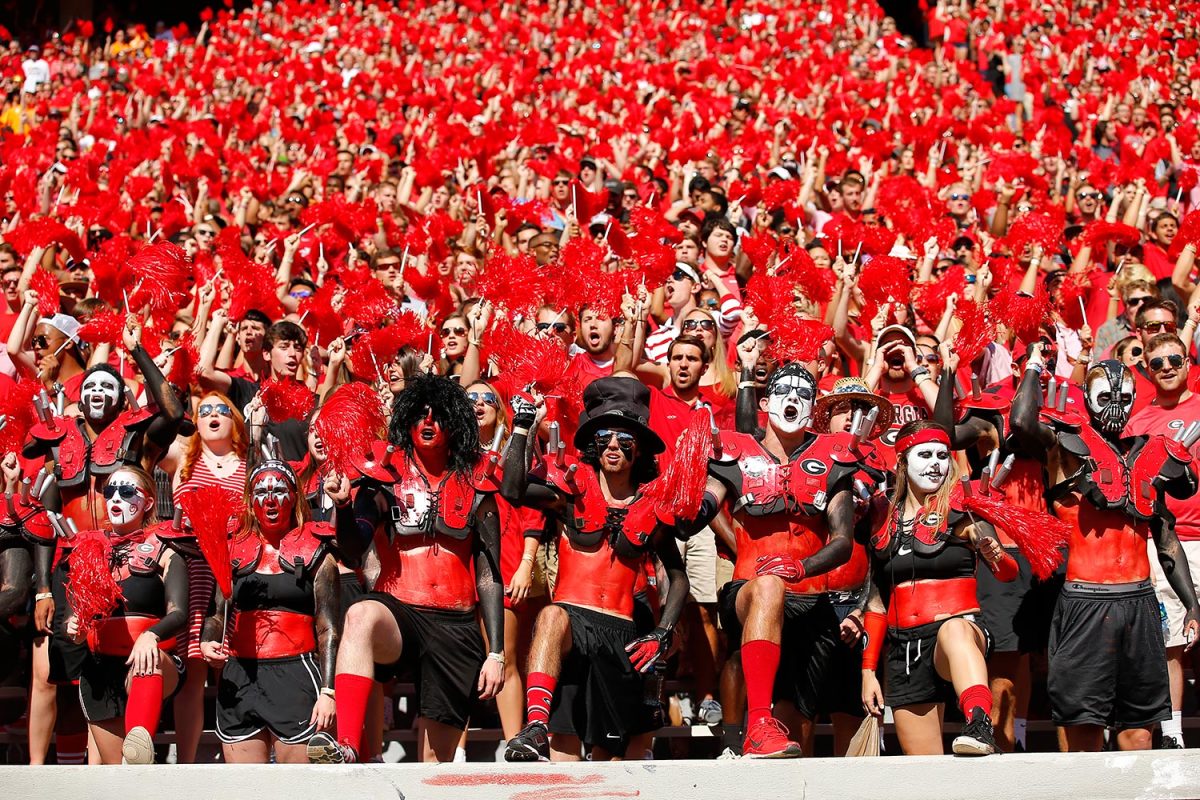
left=5, top=750, right=1200, bottom=800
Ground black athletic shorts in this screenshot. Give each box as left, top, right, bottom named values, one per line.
left=1048, top=580, right=1169, bottom=730
left=976, top=547, right=1063, bottom=654
left=48, top=560, right=87, bottom=684
left=884, top=614, right=991, bottom=709
left=821, top=599, right=865, bottom=719
left=360, top=593, right=484, bottom=730
left=549, top=603, right=655, bottom=747
left=78, top=651, right=185, bottom=723
left=216, top=653, right=322, bottom=744
left=339, top=573, right=366, bottom=620
left=719, top=581, right=840, bottom=719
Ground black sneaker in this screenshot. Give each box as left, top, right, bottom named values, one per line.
left=952, top=709, right=997, bottom=756
left=1160, top=734, right=1184, bottom=750
left=504, top=722, right=550, bottom=762
left=307, top=731, right=357, bottom=764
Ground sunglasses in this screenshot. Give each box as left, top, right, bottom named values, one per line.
left=466, top=391, right=498, bottom=407
left=286, top=195, right=306, bottom=204
left=196, top=229, right=215, bottom=237
left=623, top=193, right=640, bottom=200
left=198, top=403, right=233, bottom=418
left=595, top=429, right=636, bottom=452
left=1077, top=191, right=1102, bottom=200
left=102, top=484, right=141, bottom=500
left=31, top=335, right=51, bottom=349
left=552, top=179, right=570, bottom=186
left=537, top=322, right=569, bottom=333
left=916, top=352, right=941, bottom=364
left=682, top=318, right=716, bottom=332
left=949, top=193, right=970, bottom=201
left=290, top=290, right=313, bottom=299
left=3, top=279, right=19, bottom=289
left=1149, top=354, right=1186, bottom=371
left=1126, top=296, right=1152, bottom=307
left=767, top=383, right=814, bottom=399
left=1140, top=320, right=1177, bottom=333
left=441, top=326, right=467, bottom=336
left=671, top=269, right=695, bottom=281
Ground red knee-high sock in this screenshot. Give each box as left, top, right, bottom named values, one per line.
left=525, top=672, right=557, bottom=726
left=959, top=684, right=993, bottom=719
left=125, top=673, right=164, bottom=735
left=741, top=640, right=781, bottom=727
left=54, top=731, right=88, bottom=765
left=335, top=674, right=375, bottom=753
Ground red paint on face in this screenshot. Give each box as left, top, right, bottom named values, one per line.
left=411, top=408, right=447, bottom=453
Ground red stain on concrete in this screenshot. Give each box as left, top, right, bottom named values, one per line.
left=422, top=772, right=602, bottom=787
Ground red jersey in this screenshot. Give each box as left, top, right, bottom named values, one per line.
left=1125, top=393, right=1200, bottom=541
left=567, top=352, right=613, bottom=388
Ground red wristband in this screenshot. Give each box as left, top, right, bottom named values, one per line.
left=988, top=552, right=1020, bottom=582
left=862, top=611, right=887, bottom=671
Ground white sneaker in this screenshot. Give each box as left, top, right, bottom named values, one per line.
left=122, top=726, right=155, bottom=765
left=717, top=747, right=741, bottom=760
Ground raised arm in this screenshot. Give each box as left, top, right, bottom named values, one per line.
left=1009, top=345, right=1056, bottom=456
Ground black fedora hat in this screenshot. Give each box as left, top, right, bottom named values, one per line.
left=573, top=377, right=665, bottom=455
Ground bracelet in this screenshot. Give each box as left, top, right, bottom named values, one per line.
left=738, top=381, right=756, bottom=389
left=35, top=592, right=52, bottom=602
left=910, top=366, right=930, bottom=381
left=486, top=651, right=506, bottom=665
left=520, top=554, right=535, bottom=564
left=320, top=687, right=336, bottom=699
left=468, top=338, right=481, bottom=347
left=511, top=426, right=530, bottom=437
left=1025, top=362, right=1044, bottom=375
left=914, top=373, right=932, bottom=385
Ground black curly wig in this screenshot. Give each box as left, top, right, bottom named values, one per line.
left=579, top=433, right=659, bottom=488
left=388, top=373, right=481, bottom=475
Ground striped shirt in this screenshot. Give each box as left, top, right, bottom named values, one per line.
left=175, top=455, right=247, bottom=661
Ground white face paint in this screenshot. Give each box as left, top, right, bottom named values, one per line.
left=81, top=371, right=122, bottom=422
left=766, top=373, right=815, bottom=435
left=906, top=443, right=951, bottom=494
left=104, top=474, right=147, bottom=528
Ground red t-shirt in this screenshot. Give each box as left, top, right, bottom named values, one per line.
left=1125, top=393, right=1200, bottom=541
left=567, top=352, right=612, bottom=389
left=883, top=385, right=930, bottom=429
left=647, top=386, right=692, bottom=461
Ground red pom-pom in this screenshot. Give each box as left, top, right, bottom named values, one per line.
left=475, top=252, right=553, bottom=317
left=29, top=268, right=60, bottom=317
left=961, top=492, right=1069, bottom=580
left=339, top=270, right=397, bottom=328
left=1004, top=212, right=1063, bottom=259
left=0, top=379, right=40, bottom=455
left=65, top=532, right=124, bottom=640
left=298, top=283, right=346, bottom=347
left=77, top=309, right=126, bottom=347
left=952, top=298, right=995, bottom=366
left=858, top=255, right=913, bottom=324
left=178, top=486, right=240, bottom=599
left=347, top=313, right=427, bottom=380
left=781, top=246, right=835, bottom=305
left=228, top=261, right=284, bottom=323
left=128, top=242, right=191, bottom=314
left=911, top=267, right=965, bottom=325
left=311, top=383, right=387, bottom=476
left=1081, top=220, right=1141, bottom=249
left=641, top=408, right=714, bottom=520
left=259, top=379, right=315, bottom=423
left=991, top=288, right=1051, bottom=342
left=5, top=218, right=86, bottom=263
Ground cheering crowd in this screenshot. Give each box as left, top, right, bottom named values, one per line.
left=0, top=0, right=1198, bottom=766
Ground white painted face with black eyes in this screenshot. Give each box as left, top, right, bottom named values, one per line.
left=81, top=371, right=122, bottom=422
left=907, top=443, right=950, bottom=494
left=104, top=472, right=147, bottom=528
left=765, top=371, right=815, bottom=435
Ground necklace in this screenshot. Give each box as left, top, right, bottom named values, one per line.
left=204, top=450, right=240, bottom=473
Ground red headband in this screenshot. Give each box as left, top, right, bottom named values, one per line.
left=895, top=428, right=951, bottom=454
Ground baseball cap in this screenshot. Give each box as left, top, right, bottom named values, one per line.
left=37, top=313, right=81, bottom=344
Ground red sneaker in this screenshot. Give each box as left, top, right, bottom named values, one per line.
left=743, top=718, right=803, bottom=759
